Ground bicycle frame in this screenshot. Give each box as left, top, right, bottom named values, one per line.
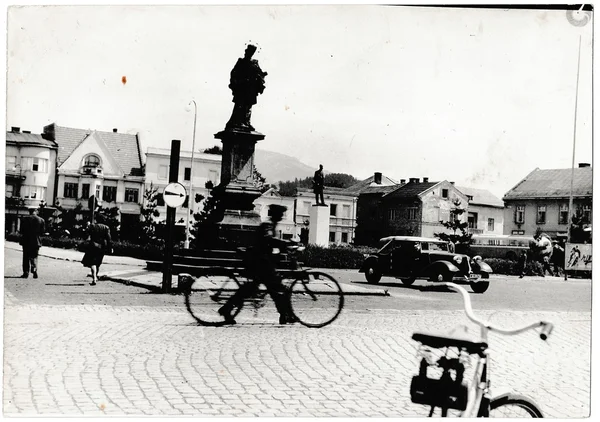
left=440, top=282, right=553, bottom=417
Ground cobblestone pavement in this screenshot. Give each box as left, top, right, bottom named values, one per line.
left=3, top=295, right=590, bottom=417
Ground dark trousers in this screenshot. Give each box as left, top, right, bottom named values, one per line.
left=22, top=247, right=39, bottom=275
left=315, top=190, right=325, bottom=205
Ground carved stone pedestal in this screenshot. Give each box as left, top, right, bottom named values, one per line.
left=213, top=128, right=265, bottom=247
left=309, top=204, right=330, bottom=247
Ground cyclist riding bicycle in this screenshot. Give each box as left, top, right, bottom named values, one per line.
left=218, top=204, right=298, bottom=325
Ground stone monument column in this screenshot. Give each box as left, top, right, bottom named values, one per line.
left=309, top=204, right=330, bottom=247
left=213, top=44, right=268, bottom=247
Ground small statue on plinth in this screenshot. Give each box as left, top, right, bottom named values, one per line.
left=313, top=164, right=326, bottom=206
left=225, top=44, right=268, bottom=132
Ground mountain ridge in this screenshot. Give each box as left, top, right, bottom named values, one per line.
left=254, top=149, right=323, bottom=183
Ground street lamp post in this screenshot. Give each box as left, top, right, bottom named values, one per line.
left=184, top=99, right=198, bottom=250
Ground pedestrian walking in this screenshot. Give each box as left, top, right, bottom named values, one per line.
left=19, top=207, right=45, bottom=279
left=81, top=215, right=112, bottom=285
left=551, top=241, right=565, bottom=275
left=518, top=250, right=527, bottom=279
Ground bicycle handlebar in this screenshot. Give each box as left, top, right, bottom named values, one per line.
left=444, top=282, right=553, bottom=340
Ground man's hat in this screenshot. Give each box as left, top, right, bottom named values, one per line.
left=269, top=204, right=287, bottom=215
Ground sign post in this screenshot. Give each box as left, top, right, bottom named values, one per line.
left=162, top=140, right=181, bottom=293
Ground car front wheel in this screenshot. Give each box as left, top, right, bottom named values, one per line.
left=431, top=269, right=452, bottom=283
left=401, top=277, right=416, bottom=286
left=365, top=263, right=382, bottom=284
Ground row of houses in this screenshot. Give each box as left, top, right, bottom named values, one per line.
left=4, top=124, right=593, bottom=245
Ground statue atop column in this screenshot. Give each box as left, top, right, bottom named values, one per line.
left=225, top=44, right=268, bottom=132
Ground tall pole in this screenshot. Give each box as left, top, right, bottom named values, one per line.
left=163, top=140, right=181, bottom=293
left=565, top=35, right=582, bottom=281
left=184, top=100, right=198, bottom=250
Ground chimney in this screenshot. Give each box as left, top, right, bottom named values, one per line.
left=423, top=177, right=429, bottom=183
left=400, top=179, right=406, bottom=185
left=113, top=128, right=118, bottom=133
left=11, top=127, right=20, bottom=133
left=373, top=172, right=382, bottom=184
left=579, top=163, right=591, bottom=168
left=23, top=130, right=31, bottom=134
left=409, top=177, right=419, bottom=183
left=450, top=181, right=455, bottom=185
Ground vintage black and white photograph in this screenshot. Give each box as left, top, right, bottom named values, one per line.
left=2, top=3, right=593, bottom=418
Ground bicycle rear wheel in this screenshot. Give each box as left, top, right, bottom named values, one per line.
left=288, top=271, right=344, bottom=328
left=184, top=274, right=242, bottom=326
left=489, top=394, right=544, bottom=417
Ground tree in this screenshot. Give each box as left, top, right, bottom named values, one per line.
left=252, top=165, right=270, bottom=193
left=203, top=145, right=223, bottom=155
left=569, top=210, right=591, bottom=243
left=52, top=201, right=88, bottom=238
left=434, top=199, right=472, bottom=253
left=138, top=183, right=162, bottom=243
left=191, top=181, right=224, bottom=248
left=276, top=173, right=359, bottom=197
left=96, top=206, right=121, bottom=241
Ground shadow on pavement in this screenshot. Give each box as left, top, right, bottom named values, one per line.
left=350, top=279, right=458, bottom=293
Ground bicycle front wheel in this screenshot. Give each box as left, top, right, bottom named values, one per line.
left=489, top=394, right=544, bottom=417
left=288, top=271, right=344, bottom=328
left=184, top=274, right=242, bottom=326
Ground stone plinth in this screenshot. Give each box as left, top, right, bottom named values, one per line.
left=213, top=129, right=265, bottom=247
left=309, top=205, right=330, bottom=247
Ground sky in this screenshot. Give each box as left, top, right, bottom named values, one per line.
left=4, top=4, right=594, bottom=198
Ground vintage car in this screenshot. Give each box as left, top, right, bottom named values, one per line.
left=359, top=236, right=493, bottom=293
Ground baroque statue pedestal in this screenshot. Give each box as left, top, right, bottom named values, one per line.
left=213, top=128, right=265, bottom=247
left=309, top=204, right=330, bottom=247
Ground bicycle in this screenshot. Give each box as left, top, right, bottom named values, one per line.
left=410, top=282, right=554, bottom=417
left=181, top=244, right=344, bottom=328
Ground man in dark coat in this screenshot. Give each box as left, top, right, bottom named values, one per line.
left=313, top=164, right=325, bottom=206
left=20, top=207, right=45, bottom=279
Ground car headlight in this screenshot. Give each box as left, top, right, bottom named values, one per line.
left=453, top=256, right=463, bottom=265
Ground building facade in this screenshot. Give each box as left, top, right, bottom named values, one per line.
left=295, top=187, right=358, bottom=245
left=43, top=124, right=144, bottom=231
left=254, top=188, right=299, bottom=240
left=144, top=147, right=221, bottom=227
left=503, top=165, right=593, bottom=239
left=456, top=186, right=504, bottom=236
left=5, top=127, right=58, bottom=232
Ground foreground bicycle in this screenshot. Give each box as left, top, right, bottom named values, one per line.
left=410, top=282, right=553, bottom=417
left=182, top=244, right=344, bottom=328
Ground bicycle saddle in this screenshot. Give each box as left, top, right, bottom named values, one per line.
left=412, top=332, right=487, bottom=355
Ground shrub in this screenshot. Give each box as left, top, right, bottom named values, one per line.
left=298, top=244, right=376, bottom=269
left=484, top=258, right=544, bottom=276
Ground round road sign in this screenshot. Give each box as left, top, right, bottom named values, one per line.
left=163, top=182, right=187, bottom=208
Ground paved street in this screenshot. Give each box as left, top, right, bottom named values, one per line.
left=3, top=246, right=592, bottom=417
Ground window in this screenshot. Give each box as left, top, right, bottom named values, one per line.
left=64, top=182, right=78, bottom=198
left=388, top=209, right=397, bottom=220
left=342, top=204, right=351, bottom=218
left=103, top=186, right=117, bottom=203
left=303, top=201, right=311, bottom=214
left=125, top=188, right=139, bottom=203
left=407, top=208, right=418, bottom=220
left=209, top=170, right=219, bottom=185
left=96, top=185, right=101, bottom=199
left=84, top=155, right=101, bottom=167
left=6, top=184, right=14, bottom=197
left=21, top=157, right=48, bottom=173
left=81, top=184, right=90, bottom=199
left=515, top=205, right=525, bottom=224
left=487, top=218, right=495, bottom=232
left=184, top=167, right=191, bottom=181
left=6, top=156, right=16, bottom=169
left=559, top=204, right=569, bottom=225
left=468, top=212, right=478, bottom=229
left=329, top=232, right=336, bottom=242
left=21, top=185, right=46, bottom=200
left=537, top=205, right=546, bottom=224
left=330, top=204, right=338, bottom=217
left=341, top=232, right=348, bottom=243
left=442, top=189, right=449, bottom=198
left=581, top=205, right=592, bottom=223
left=158, top=165, right=168, bottom=180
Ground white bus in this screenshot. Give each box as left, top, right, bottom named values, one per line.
left=470, top=234, right=534, bottom=261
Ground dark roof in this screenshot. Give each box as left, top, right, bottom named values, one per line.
left=503, top=167, right=593, bottom=200
left=6, top=130, right=57, bottom=148
left=383, top=181, right=439, bottom=199
left=344, top=174, right=399, bottom=195
left=43, top=123, right=143, bottom=176
left=456, top=186, right=504, bottom=208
